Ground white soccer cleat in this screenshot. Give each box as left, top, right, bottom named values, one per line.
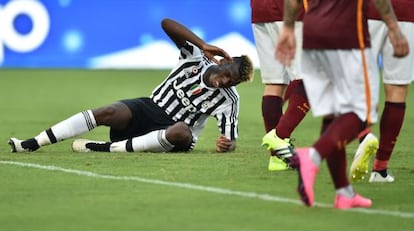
left=8, top=137, right=27, bottom=152
left=350, top=133, right=379, bottom=182
left=72, top=139, right=106, bottom=152
left=369, top=171, right=395, bottom=183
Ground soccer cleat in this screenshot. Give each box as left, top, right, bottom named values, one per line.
left=8, top=137, right=39, bottom=152
left=350, top=133, right=379, bottom=182
left=262, top=129, right=294, bottom=160
left=72, top=139, right=108, bottom=152
left=334, top=193, right=372, bottom=209
left=296, top=147, right=319, bottom=207
left=8, top=138, right=27, bottom=152
left=369, top=171, right=395, bottom=183
left=268, top=156, right=289, bottom=171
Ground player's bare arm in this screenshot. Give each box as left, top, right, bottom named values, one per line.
left=201, top=44, right=232, bottom=64
left=372, top=0, right=409, bottom=57
left=283, top=0, right=302, bottom=28
left=161, top=18, right=231, bottom=63
left=275, top=0, right=302, bottom=66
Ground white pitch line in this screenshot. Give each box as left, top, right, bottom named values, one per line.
left=1, top=160, right=413, bottom=219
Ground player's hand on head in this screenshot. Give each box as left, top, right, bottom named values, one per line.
left=202, top=44, right=232, bottom=64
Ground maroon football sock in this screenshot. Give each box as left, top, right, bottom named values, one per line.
left=326, top=148, right=349, bottom=189
left=283, top=79, right=302, bottom=102
left=320, top=116, right=334, bottom=136
left=276, top=80, right=310, bottom=138
left=314, top=112, right=364, bottom=159
left=262, top=95, right=283, bottom=132
left=375, top=102, right=406, bottom=167
left=373, top=159, right=388, bottom=172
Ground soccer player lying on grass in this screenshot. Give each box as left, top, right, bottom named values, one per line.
left=8, top=18, right=254, bottom=154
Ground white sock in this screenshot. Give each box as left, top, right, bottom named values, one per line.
left=110, top=130, right=174, bottom=152
left=309, top=147, right=322, bottom=167
left=35, top=110, right=97, bottom=146
left=336, top=185, right=355, bottom=198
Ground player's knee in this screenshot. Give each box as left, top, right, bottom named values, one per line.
left=93, top=102, right=131, bottom=129
left=166, top=122, right=193, bottom=148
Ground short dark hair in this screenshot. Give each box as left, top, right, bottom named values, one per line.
left=233, top=55, right=254, bottom=83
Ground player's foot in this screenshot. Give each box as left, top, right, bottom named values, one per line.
left=296, top=147, right=319, bottom=207
left=369, top=170, right=395, bottom=183
left=8, top=137, right=39, bottom=152
left=268, top=156, right=289, bottom=171
left=72, top=139, right=109, bottom=152
left=350, top=133, right=378, bottom=182
left=262, top=129, right=295, bottom=162
left=334, top=193, right=372, bottom=209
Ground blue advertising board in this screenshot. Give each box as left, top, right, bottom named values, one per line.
left=0, top=0, right=258, bottom=68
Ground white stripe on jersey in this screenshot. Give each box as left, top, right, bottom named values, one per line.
left=150, top=42, right=240, bottom=140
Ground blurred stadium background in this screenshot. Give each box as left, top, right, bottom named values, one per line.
left=0, top=0, right=259, bottom=69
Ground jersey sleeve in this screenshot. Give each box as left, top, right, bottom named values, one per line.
left=212, top=88, right=240, bottom=140
left=179, top=42, right=203, bottom=60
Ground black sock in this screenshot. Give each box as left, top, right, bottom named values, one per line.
left=374, top=169, right=388, bottom=177
left=86, top=142, right=111, bottom=152
left=21, top=138, right=40, bottom=151
left=359, top=134, right=367, bottom=143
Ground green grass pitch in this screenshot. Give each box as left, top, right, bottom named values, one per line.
left=1, top=69, right=413, bottom=231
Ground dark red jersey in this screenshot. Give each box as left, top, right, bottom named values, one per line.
left=251, top=0, right=304, bottom=23
left=367, top=0, right=414, bottom=22
left=303, top=0, right=370, bottom=49
left=251, top=0, right=284, bottom=22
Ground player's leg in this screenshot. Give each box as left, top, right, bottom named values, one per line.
left=349, top=20, right=385, bottom=181
left=329, top=49, right=377, bottom=208
left=320, top=114, right=359, bottom=207
left=73, top=122, right=193, bottom=153
left=8, top=100, right=135, bottom=152
left=319, top=113, right=372, bottom=209
left=111, top=121, right=192, bottom=152
left=253, top=22, right=287, bottom=132
left=292, top=50, right=329, bottom=206
left=253, top=22, right=290, bottom=170
left=73, top=98, right=193, bottom=153
left=9, top=109, right=99, bottom=152
left=352, top=21, right=413, bottom=182
left=297, top=50, right=377, bottom=208
left=262, top=85, right=285, bottom=132
left=276, top=79, right=310, bottom=139
left=274, top=21, right=309, bottom=140
left=370, top=21, right=413, bottom=182
left=264, top=79, right=310, bottom=169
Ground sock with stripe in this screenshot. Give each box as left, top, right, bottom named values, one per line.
left=32, top=110, right=97, bottom=148
left=109, top=130, right=174, bottom=152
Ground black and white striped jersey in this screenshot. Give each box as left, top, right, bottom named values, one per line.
left=150, top=42, right=240, bottom=141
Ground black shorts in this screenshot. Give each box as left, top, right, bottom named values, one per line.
left=109, top=97, right=176, bottom=142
